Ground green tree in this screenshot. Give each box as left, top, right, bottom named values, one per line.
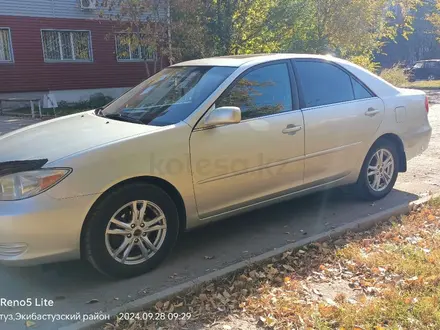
left=100, top=0, right=422, bottom=73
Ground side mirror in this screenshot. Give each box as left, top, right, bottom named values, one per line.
left=204, top=106, right=241, bottom=127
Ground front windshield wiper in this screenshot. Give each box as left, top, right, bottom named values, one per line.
left=100, top=113, right=145, bottom=125
left=94, top=107, right=105, bottom=115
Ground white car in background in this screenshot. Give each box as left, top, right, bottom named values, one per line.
left=0, top=54, right=431, bottom=278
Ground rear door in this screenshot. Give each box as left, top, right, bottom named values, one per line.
left=293, top=59, right=384, bottom=185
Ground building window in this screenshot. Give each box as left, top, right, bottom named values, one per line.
left=41, top=30, right=92, bottom=62
left=0, top=28, right=13, bottom=63
left=115, top=33, right=157, bottom=61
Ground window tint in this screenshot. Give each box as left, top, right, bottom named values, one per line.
left=425, top=62, right=436, bottom=69
left=352, top=78, right=373, bottom=100
left=295, top=61, right=354, bottom=108
left=216, top=63, right=292, bottom=120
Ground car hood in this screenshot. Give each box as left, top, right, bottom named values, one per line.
left=0, top=111, right=162, bottom=164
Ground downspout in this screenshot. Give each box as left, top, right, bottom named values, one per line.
left=167, top=0, right=173, bottom=65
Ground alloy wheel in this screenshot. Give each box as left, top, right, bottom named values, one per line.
left=367, top=148, right=395, bottom=192
left=104, top=200, right=167, bottom=265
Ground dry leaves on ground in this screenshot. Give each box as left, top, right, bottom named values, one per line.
left=104, top=198, right=440, bottom=330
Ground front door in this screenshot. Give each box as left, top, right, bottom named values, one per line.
left=293, top=59, right=384, bottom=184
left=190, top=62, right=305, bottom=218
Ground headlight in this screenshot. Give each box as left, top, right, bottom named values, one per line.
left=0, top=169, right=71, bottom=201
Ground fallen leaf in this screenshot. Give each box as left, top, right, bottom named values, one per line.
left=282, top=264, right=294, bottom=271
left=325, top=298, right=337, bottom=306
left=249, top=270, right=258, bottom=278
left=313, top=288, right=323, bottom=296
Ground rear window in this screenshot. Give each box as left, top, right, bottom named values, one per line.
left=295, top=61, right=354, bottom=108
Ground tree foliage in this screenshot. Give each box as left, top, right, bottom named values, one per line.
left=100, top=0, right=423, bottom=71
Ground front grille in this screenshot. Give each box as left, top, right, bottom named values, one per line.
left=0, top=243, right=28, bottom=257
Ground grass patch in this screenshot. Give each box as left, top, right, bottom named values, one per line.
left=104, top=200, right=440, bottom=330
left=379, top=64, right=440, bottom=90
left=401, top=80, right=440, bottom=90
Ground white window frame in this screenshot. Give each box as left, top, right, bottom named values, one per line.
left=41, top=29, right=93, bottom=63
left=115, top=33, right=157, bottom=62
left=0, top=27, right=14, bottom=64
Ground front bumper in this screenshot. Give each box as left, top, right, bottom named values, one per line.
left=0, top=193, right=97, bottom=266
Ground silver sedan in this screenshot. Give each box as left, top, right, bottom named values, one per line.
left=0, top=54, right=432, bottom=278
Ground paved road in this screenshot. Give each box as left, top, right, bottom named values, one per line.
left=0, top=105, right=438, bottom=330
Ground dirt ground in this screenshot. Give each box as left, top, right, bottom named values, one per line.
left=395, top=91, right=440, bottom=196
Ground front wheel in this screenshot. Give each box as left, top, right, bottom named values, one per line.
left=83, top=183, right=180, bottom=279
left=355, top=140, right=399, bottom=201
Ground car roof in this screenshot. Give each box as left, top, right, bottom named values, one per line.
left=418, top=59, right=440, bottom=62
left=173, top=53, right=400, bottom=99
left=172, top=53, right=336, bottom=67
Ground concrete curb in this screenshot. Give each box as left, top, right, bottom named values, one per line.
left=60, top=194, right=438, bottom=330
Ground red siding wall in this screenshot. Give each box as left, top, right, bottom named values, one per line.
left=0, top=15, right=157, bottom=93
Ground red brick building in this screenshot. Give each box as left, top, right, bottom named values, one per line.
left=0, top=0, right=157, bottom=104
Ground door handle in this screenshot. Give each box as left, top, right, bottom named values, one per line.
left=282, top=124, right=302, bottom=135
left=365, top=108, right=380, bottom=117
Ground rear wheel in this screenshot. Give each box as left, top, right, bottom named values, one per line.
left=428, top=74, right=436, bottom=81
left=83, top=183, right=180, bottom=279
left=356, top=140, right=399, bottom=201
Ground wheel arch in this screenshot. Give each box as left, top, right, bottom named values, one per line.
left=79, top=176, right=187, bottom=259
left=372, top=133, right=407, bottom=172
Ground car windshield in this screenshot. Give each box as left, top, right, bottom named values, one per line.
left=100, top=66, right=236, bottom=126
left=413, top=62, right=424, bottom=69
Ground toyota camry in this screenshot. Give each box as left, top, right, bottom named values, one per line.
left=0, top=54, right=432, bottom=278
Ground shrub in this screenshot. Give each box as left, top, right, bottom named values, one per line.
left=349, top=55, right=381, bottom=73
left=379, top=64, right=409, bottom=87
left=56, top=93, right=114, bottom=111
left=89, top=93, right=114, bottom=109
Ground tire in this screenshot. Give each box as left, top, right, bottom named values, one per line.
left=428, top=74, right=436, bottom=81
left=355, top=139, right=399, bottom=201
left=83, top=183, right=180, bottom=279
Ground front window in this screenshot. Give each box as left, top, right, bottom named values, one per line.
left=41, top=30, right=92, bottom=62
left=216, top=63, right=293, bottom=120
left=413, top=62, right=424, bottom=69
left=100, top=66, right=236, bottom=126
